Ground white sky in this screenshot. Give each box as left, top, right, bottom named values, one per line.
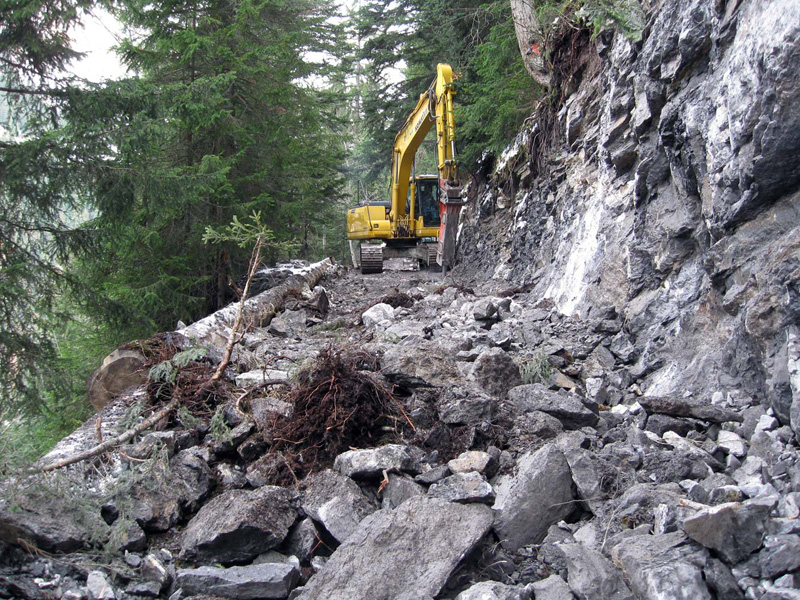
left=69, top=9, right=128, bottom=82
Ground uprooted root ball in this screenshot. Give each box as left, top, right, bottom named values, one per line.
left=265, top=346, right=412, bottom=485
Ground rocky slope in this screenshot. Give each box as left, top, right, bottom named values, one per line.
left=457, top=0, right=800, bottom=437
left=2, top=260, right=799, bottom=600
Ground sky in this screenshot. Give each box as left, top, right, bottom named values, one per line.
left=70, top=9, right=127, bottom=82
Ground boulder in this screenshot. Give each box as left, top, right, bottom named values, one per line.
left=269, top=309, right=307, bottom=338
left=334, top=445, right=422, bottom=479
left=507, top=384, right=599, bottom=429
left=177, top=563, right=299, bottom=599
left=362, top=303, right=394, bottom=328
left=611, top=532, right=712, bottom=600
left=448, top=451, right=498, bottom=478
left=455, top=581, right=531, bottom=600
left=86, top=571, right=116, bottom=600
left=560, top=543, right=634, bottom=600
left=180, top=486, right=298, bottom=564
left=681, top=497, right=774, bottom=564
left=382, top=341, right=462, bottom=388
left=428, top=472, right=495, bottom=504
left=470, top=348, right=522, bottom=398
left=123, top=449, right=214, bottom=532
left=294, top=497, right=493, bottom=600
left=638, top=396, right=743, bottom=424
left=436, top=387, right=496, bottom=424
left=472, top=298, right=498, bottom=321
left=0, top=483, right=109, bottom=553
left=529, top=575, right=575, bottom=600
left=761, top=534, right=800, bottom=578
left=381, top=474, right=426, bottom=510
left=301, top=470, right=375, bottom=543
left=283, top=517, right=320, bottom=563
left=493, top=445, right=575, bottom=550
left=250, top=396, right=293, bottom=429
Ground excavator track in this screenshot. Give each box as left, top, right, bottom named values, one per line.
left=360, top=245, right=383, bottom=274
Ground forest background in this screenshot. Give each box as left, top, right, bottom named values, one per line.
left=0, top=0, right=642, bottom=465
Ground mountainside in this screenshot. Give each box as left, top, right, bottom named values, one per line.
left=457, top=0, right=800, bottom=436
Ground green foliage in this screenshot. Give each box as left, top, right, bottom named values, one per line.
left=577, top=0, right=645, bottom=41
left=172, top=347, right=208, bottom=368
left=209, top=405, right=232, bottom=443
left=536, top=0, right=646, bottom=42
left=203, top=211, right=295, bottom=254
left=149, top=361, right=178, bottom=385
left=519, top=352, right=553, bottom=385
left=459, top=2, right=542, bottom=166
left=148, top=346, right=208, bottom=394
left=177, top=405, right=203, bottom=429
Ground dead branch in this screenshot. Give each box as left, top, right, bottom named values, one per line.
left=36, top=397, right=179, bottom=473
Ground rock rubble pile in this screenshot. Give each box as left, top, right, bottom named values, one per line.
left=1, top=266, right=799, bottom=600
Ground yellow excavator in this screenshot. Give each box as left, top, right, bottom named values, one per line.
left=347, top=63, right=464, bottom=274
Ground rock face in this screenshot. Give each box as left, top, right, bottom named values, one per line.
left=180, top=486, right=298, bottom=564
left=456, top=0, right=800, bottom=440
left=295, top=497, right=494, bottom=600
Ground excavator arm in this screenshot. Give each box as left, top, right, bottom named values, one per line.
left=390, top=63, right=460, bottom=226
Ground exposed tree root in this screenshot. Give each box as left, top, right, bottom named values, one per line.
left=262, top=346, right=413, bottom=486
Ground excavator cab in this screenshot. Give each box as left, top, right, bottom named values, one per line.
left=415, top=177, right=441, bottom=228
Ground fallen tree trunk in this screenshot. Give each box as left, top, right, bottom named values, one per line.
left=38, top=258, right=336, bottom=472
left=86, top=258, right=336, bottom=411
left=178, top=257, right=336, bottom=348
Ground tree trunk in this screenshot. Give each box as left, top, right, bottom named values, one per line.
left=510, top=0, right=551, bottom=89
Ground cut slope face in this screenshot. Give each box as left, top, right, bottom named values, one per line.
left=457, top=0, right=800, bottom=433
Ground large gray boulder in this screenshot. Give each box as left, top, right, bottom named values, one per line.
left=428, top=472, right=495, bottom=504
left=455, top=581, right=531, bottom=600
left=470, top=348, right=522, bottom=397
left=123, top=449, right=214, bottom=532
left=0, top=483, right=109, bottom=553
left=300, top=469, right=375, bottom=543
left=295, top=496, right=493, bottom=600
left=177, top=563, right=299, bottom=599
left=180, top=486, right=298, bottom=564
left=382, top=340, right=462, bottom=388
left=681, top=497, right=774, bottom=564
left=436, top=386, right=497, bottom=424
left=529, top=575, right=575, bottom=600
left=493, top=445, right=575, bottom=550
left=334, top=444, right=422, bottom=479
left=507, top=384, right=598, bottom=429
left=560, top=543, right=634, bottom=600
left=611, top=532, right=712, bottom=600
